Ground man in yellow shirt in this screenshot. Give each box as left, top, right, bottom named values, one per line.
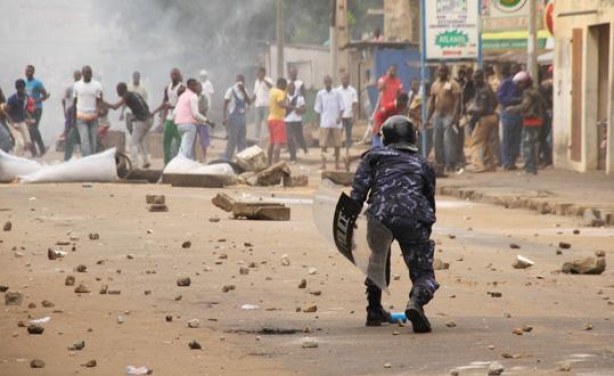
left=267, top=78, right=288, bottom=164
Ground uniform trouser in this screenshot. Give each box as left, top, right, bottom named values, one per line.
left=64, top=127, right=80, bottom=161
left=254, top=106, right=268, bottom=140
left=224, top=114, right=247, bottom=160
left=286, top=121, right=306, bottom=161
left=432, top=114, right=458, bottom=169
left=471, top=114, right=499, bottom=170
left=177, top=123, right=197, bottom=160
left=130, top=118, right=151, bottom=165
left=342, top=118, right=353, bottom=148
left=76, top=119, right=98, bottom=157
left=500, top=111, right=523, bottom=168
left=365, top=217, right=439, bottom=307
left=9, top=121, right=32, bottom=156
left=28, top=108, right=45, bottom=155
left=163, top=119, right=181, bottom=165
left=522, top=126, right=541, bottom=174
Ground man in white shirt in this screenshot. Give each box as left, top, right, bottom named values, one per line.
left=288, top=65, right=305, bottom=96
left=199, top=69, right=214, bottom=113
left=252, top=67, right=273, bottom=141
left=314, top=75, right=344, bottom=170
left=72, top=65, right=103, bottom=156
left=285, top=81, right=307, bottom=162
left=337, top=73, right=358, bottom=152
left=223, top=74, right=252, bottom=160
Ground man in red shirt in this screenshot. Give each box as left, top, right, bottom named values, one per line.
left=377, top=65, right=404, bottom=111
left=372, top=93, right=409, bottom=147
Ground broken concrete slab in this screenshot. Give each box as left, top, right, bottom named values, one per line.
left=145, top=195, right=165, bottom=205
left=283, top=175, right=309, bottom=188
left=321, top=171, right=354, bottom=186
left=235, top=146, right=268, bottom=172
left=162, top=173, right=227, bottom=188
left=212, top=193, right=290, bottom=221
left=245, top=162, right=291, bottom=187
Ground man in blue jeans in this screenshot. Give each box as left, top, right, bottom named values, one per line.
left=72, top=66, right=103, bottom=156
left=497, top=63, right=523, bottom=170
left=223, top=75, right=252, bottom=160
left=426, top=64, right=461, bottom=173
left=25, top=65, right=50, bottom=157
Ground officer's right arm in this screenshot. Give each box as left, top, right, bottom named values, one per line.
left=423, top=161, right=437, bottom=214
left=350, top=153, right=374, bottom=207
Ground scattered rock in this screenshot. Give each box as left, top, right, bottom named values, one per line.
left=83, top=360, right=97, bottom=368
left=309, top=290, right=322, bottom=296
left=126, top=254, right=134, bottom=260
left=65, top=275, right=75, bottom=286
left=222, top=285, right=236, bottom=293
left=145, top=194, right=165, bottom=205
left=384, top=363, right=392, bottom=369
left=281, top=254, right=291, bottom=266
left=3, top=221, right=12, bottom=231
left=188, top=340, right=202, bottom=350
left=88, top=233, right=99, bottom=240
left=148, top=204, right=168, bottom=212
left=556, top=250, right=563, bottom=255
left=41, top=300, right=54, bottom=308
left=239, top=267, right=250, bottom=275
left=557, top=361, right=572, bottom=372
left=573, top=229, right=580, bottom=235
left=487, top=361, right=504, bottom=376
left=108, top=289, right=121, bottom=295
left=307, top=267, right=317, bottom=275
left=117, top=316, right=125, bottom=324
left=558, top=242, right=571, bottom=249
left=187, top=319, right=200, bottom=328
left=512, top=255, right=534, bottom=269
left=449, top=370, right=460, bottom=376
left=301, top=338, right=319, bottom=349
left=28, top=302, right=37, bottom=309
left=27, top=325, right=44, bottom=335
left=74, top=284, right=91, bottom=294
left=433, top=258, right=450, bottom=270
left=165, top=314, right=173, bottom=322
left=595, top=250, right=606, bottom=258
left=47, top=248, right=67, bottom=260
left=68, top=340, right=85, bottom=351
left=75, top=264, right=87, bottom=273
left=144, top=290, right=152, bottom=295
left=30, top=359, right=45, bottom=368
left=182, top=241, right=192, bottom=249
left=522, top=325, right=533, bottom=333
left=99, top=285, right=108, bottom=294
left=298, top=279, right=307, bottom=289
left=5, top=292, right=23, bottom=306
left=513, top=328, right=524, bottom=335
left=562, top=257, right=606, bottom=275
left=584, top=323, right=593, bottom=331
left=209, top=216, right=221, bottom=223
left=445, top=321, right=457, bottom=328
left=510, top=243, right=521, bottom=249
left=488, top=291, right=502, bottom=298
left=302, top=303, right=318, bottom=313
left=177, top=277, right=191, bottom=287
left=0, top=285, right=8, bottom=292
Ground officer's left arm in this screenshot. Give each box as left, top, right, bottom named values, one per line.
left=350, top=154, right=374, bottom=207
left=423, top=162, right=437, bottom=214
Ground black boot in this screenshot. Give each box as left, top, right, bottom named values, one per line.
left=405, top=287, right=432, bottom=333
left=365, top=287, right=391, bottom=327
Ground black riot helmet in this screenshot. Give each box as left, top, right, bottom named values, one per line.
left=380, top=115, right=418, bottom=152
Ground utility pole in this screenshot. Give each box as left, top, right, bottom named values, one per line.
left=527, top=0, right=538, bottom=82
left=330, top=0, right=338, bottom=82
left=331, top=0, right=349, bottom=82
left=276, top=0, right=285, bottom=79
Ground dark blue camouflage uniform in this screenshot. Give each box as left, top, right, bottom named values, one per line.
left=351, top=146, right=439, bottom=306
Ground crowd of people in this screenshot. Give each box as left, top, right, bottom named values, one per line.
left=0, top=61, right=553, bottom=175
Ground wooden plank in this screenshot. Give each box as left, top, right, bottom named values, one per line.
left=162, top=173, right=225, bottom=188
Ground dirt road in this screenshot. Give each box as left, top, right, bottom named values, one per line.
left=1, top=180, right=613, bottom=375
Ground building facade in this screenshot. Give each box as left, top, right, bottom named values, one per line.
left=553, top=0, right=614, bottom=174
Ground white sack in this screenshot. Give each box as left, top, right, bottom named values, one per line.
left=19, top=148, right=119, bottom=184
left=0, top=150, right=43, bottom=182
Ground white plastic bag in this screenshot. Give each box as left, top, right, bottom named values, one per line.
left=0, top=150, right=42, bottom=182
left=19, top=148, right=119, bottom=184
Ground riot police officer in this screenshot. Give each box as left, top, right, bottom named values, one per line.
left=350, top=115, right=438, bottom=333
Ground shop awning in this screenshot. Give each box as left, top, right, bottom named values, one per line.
left=482, top=30, right=551, bottom=51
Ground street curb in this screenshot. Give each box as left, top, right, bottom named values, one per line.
left=437, top=185, right=614, bottom=227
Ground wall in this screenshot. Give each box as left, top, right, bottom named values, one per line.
left=266, top=44, right=332, bottom=89
left=553, top=0, right=614, bottom=174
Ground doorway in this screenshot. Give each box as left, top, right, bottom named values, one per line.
left=590, top=23, right=610, bottom=170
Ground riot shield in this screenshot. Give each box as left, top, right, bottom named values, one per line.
left=313, top=180, right=393, bottom=291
